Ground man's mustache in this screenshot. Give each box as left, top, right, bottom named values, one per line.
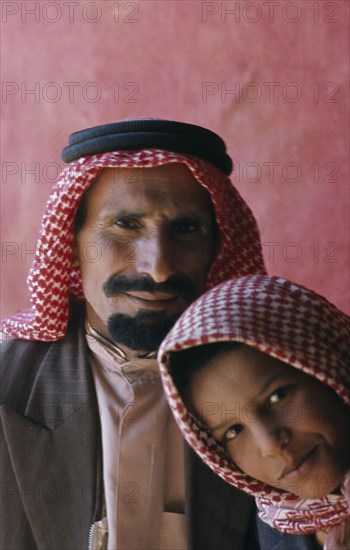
left=103, top=274, right=197, bottom=303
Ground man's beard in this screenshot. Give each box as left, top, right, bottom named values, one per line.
left=103, top=273, right=198, bottom=351
left=107, top=310, right=181, bottom=352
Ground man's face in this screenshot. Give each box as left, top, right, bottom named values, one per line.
left=75, top=163, right=216, bottom=352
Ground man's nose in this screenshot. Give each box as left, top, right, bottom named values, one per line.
left=252, top=421, right=291, bottom=458
left=135, top=233, right=176, bottom=283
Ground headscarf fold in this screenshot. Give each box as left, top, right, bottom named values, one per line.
left=158, top=275, right=350, bottom=548
left=1, top=150, right=265, bottom=341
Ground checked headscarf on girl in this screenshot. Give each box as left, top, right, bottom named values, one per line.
left=158, top=275, right=350, bottom=549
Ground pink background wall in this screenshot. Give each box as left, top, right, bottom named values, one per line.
left=1, top=0, right=349, bottom=318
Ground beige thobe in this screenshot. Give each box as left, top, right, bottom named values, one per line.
left=86, top=325, right=187, bottom=550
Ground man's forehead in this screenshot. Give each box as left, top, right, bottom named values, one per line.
left=96, top=162, right=196, bottom=183
left=91, top=164, right=206, bottom=197
left=84, top=163, right=213, bottom=216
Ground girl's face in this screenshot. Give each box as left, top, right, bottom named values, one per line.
left=186, top=345, right=350, bottom=499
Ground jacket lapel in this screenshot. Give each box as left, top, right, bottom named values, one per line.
left=1, top=323, right=103, bottom=550
left=186, top=445, right=255, bottom=550
left=23, top=321, right=96, bottom=429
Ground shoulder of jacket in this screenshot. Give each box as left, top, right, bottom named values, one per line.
left=0, top=334, right=72, bottom=407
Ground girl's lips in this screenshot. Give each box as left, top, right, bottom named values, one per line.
left=279, top=447, right=317, bottom=481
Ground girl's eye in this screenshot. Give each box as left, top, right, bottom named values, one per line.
left=224, top=424, right=243, bottom=442
left=268, top=385, right=293, bottom=406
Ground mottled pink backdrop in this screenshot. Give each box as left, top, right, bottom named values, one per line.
left=1, top=0, right=349, bottom=318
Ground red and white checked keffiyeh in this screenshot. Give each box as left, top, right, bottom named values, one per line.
left=158, top=275, right=350, bottom=548
left=1, top=150, right=265, bottom=341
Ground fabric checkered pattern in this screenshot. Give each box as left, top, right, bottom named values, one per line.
left=1, top=150, right=265, bottom=340
left=158, top=275, right=350, bottom=546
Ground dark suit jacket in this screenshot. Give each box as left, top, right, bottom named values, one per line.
left=0, top=321, right=320, bottom=550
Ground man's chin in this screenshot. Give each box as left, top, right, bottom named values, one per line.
left=107, top=310, right=180, bottom=352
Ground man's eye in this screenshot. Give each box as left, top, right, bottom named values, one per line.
left=224, top=424, right=243, bottom=442
left=172, top=219, right=200, bottom=234
left=115, top=218, right=140, bottom=229
left=268, top=385, right=293, bottom=406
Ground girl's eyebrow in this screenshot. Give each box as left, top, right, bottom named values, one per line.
left=210, top=372, right=287, bottom=433
left=255, top=371, right=287, bottom=399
